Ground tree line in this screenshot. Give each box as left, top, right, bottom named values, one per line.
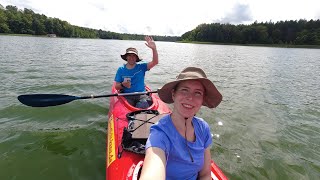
left=0, top=4, right=178, bottom=41
left=1, top=4, right=319, bottom=45
left=181, top=20, right=320, bottom=45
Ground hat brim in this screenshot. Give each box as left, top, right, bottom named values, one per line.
left=121, top=52, right=141, bottom=62
left=158, top=78, right=222, bottom=108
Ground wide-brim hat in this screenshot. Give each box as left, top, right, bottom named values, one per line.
left=120, top=47, right=142, bottom=62
left=158, top=67, right=222, bottom=108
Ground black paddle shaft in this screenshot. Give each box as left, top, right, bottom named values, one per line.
left=18, top=91, right=158, bottom=107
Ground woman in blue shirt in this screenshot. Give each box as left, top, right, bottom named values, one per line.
left=140, top=67, right=223, bottom=180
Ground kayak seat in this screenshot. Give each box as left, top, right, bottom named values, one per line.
left=118, top=88, right=153, bottom=109
left=121, top=110, right=167, bottom=154
left=132, top=94, right=153, bottom=109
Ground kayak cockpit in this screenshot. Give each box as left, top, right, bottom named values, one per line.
left=112, top=84, right=159, bottom=111
left=120, top=110, right=168, bottom=155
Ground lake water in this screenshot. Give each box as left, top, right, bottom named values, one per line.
left=0, top=35, right=319, bottom=180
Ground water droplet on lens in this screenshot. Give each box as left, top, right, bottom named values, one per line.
left=212, top=134, right=220, bottom=139
left=234, top=153, right=242, bottom=163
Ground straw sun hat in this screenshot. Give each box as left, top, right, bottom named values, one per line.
left=120, top=47, right=142, bottom=62
left=158, top=67, right=222, bottom=108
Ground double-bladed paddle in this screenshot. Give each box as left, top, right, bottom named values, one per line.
left=18, top=91, right=157, bottom=107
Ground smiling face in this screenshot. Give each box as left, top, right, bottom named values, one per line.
left=126, top=53, right=138, bottom=65
left=171, top=80, right=205, bottom=119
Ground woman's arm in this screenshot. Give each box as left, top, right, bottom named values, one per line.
left=198, top=147, right=212, bottom=180
left=139, top=147, right=166, bottom=180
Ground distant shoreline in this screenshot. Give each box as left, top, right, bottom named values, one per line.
left=178, top=41, right=320, bottom=49
left=0, top=33, right=99, bottom=40
left=2, top=33, right=319, bottom=49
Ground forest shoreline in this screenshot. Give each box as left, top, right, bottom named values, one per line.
left=178, top=41, right=320, bottom=49
left=2, top=33, right=319, bottom=49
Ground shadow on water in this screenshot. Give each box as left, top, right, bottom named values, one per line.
left=41, top=134, right=78, bottom=156
left=0, top=123, right=107, bottom=180
left=0, top=97, right=109, bottom=179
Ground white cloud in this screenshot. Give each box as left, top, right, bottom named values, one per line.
left=1, top=0, right=320, bottom=36
left=217, top=3, right=253, bottom=24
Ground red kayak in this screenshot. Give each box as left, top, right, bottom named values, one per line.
left=106, top=84, right=228, bottom=180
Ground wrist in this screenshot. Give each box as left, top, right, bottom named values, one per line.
left=121, top=82, right=125, bottom=88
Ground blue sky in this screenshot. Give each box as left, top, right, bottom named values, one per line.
left=1, top=0, right=320, bottom=36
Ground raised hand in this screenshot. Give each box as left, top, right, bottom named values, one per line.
left=145, top=36, right=156, bottom=50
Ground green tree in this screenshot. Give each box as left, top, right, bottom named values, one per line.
left=5, top=5, right=24, bottom=33
left=45, top=18, right=54, bottom=34
left=0, top=8, right=10, bottom=33
left=22, top=8, right=34, bottom=34
left=32, top=19, right=45, bottom=35
left=255, top=25, right=269, bottom=43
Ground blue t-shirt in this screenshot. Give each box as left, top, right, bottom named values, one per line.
left=145, top=115, right=213, bottom=180
left=114, top=63, right=148, bottom=93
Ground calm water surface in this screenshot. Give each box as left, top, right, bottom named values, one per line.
left=0, top=35, right=319, bottom=180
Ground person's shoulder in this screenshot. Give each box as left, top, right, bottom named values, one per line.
left=193, top=116, right=206, bottom=123
left=151, top=114, right=171, bottom=131
left=193, top=116, right=211, bottom=142
left=137, top=62, right=148, bottom=68
left=159, top=114, right=171, bottom=123
left=118, top=64, right=126, bottom=69
left=116, top=64, right=126, bottom=71
left=137, top=62, right=147, bottom=65
left=193, top=116, right=210, bottom=128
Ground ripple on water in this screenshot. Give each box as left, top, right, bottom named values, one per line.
left=0, top=100, right=108, bottom=132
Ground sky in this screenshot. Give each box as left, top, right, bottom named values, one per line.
left=1, top=0, right=320, bottom=36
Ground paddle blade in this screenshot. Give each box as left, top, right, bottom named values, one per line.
left=18, top=94, right=79, bottom=107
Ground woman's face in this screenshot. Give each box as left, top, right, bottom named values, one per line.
left=172, top=80, right=205, bottom=118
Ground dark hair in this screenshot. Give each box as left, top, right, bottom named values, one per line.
left=172, top=82, right=180, bottom=92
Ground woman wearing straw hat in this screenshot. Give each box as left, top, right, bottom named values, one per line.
left=114, top=35, right=158, bottom=108
left=140, top=67, right=222, bottom=180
